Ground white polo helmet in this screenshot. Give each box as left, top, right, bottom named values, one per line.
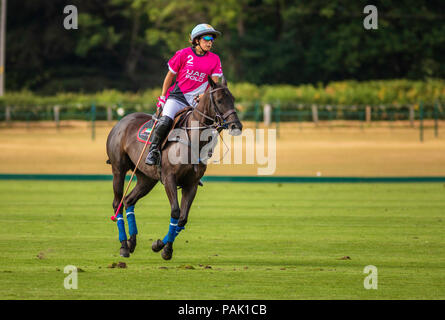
left=190, top=24, right=221, bottom=42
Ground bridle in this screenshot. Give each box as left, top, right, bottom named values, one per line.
left=182, top=86, right=240, bottom=164
left=192, top=87, right=238, bottom=131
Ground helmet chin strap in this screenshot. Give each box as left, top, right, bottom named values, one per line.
left=197, top=42, right=209, bottom=54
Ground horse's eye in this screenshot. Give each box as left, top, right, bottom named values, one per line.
left=217, top=99, right=223, bottom=104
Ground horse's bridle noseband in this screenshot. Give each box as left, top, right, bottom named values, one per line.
left=193, top=87, right=238, bottom=130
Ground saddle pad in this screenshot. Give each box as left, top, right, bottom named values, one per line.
left=136, top=106, right=194, bottom=145
left=136, top=119, right=155, bottom=143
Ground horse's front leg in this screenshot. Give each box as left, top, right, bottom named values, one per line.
left=178, top=183, right=198, bottom=230
left=157, top=183, right=198, bottom=260
left=152, top=174, right=180, bottom=260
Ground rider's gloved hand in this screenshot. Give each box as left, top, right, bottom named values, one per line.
left=157, top=96, right=166, bottom=109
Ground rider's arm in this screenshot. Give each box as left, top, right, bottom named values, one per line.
left=161, top=71, right=176, bottom=97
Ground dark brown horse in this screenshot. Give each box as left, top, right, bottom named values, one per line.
left=106, top=76, right=243, bottom=260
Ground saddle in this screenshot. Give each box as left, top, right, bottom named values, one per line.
left=136, top=106, right=205, bottom=187
left=136, top=106, right=194, bottom=149
left=161, top=106, right=194, bottom=150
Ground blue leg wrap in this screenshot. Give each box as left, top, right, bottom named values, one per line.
left=162, top=218, right=185, bottom=244
left=117, top=213, right=127, bottom=242
left=126, top=205, right=138, bottom=236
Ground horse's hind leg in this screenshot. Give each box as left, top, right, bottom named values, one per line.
left=123, top=171, right=158, bottom=253
left=111, top=164, right=131, bottom=258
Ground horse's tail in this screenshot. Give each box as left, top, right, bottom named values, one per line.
left=106, top=159, right=111, bottom=165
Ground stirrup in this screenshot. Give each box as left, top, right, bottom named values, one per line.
left=145, top=149, right=161, bottom=165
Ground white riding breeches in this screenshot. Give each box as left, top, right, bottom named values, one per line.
left=162, top=98, right=196, bottom=120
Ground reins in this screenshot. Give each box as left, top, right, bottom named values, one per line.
left=189, top=87, right=238, bottom=131
left=179, top=86, right=237, bottom=163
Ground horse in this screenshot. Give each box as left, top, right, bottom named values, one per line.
left=106, top=76, right=243, bottom=260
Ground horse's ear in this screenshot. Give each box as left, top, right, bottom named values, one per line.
left=221, top=76, right=227, bottom=87
left=208, top=75, right=217, bottom=89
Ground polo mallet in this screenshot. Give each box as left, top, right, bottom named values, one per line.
left=110, top=107, right=162, bottom=222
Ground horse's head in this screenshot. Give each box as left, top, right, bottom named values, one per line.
left=206, top=76, right=243, bottom=136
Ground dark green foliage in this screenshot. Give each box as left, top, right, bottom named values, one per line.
left=5, top=0, right=445, bottom=93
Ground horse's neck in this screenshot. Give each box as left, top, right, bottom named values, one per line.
left=190, top=93, right=212, bottom=126
left=185, top=94, right=215, bottom=151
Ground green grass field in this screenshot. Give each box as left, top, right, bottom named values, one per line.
left=1, top=181, right=444, bottom=299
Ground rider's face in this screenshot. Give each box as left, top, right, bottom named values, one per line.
left=199, top=35, right=214, bottom=51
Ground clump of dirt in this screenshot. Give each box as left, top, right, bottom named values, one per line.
left=108, top=262, right=127, bottom=269
left=36, top=252, right=46, bottom=260
left=36, top=249, right=53, bottom=260
left=177, top=265, right=195, bottom=270
left=338, top=256, right=351, bottom=260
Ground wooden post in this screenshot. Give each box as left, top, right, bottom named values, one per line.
left=409, top=105, right=415, bottom=127
left=419, top=102, right=424, bottom=142
left=434, top=101, right=439, bottom=138
left=263, top=103, right=271, bottom=127
left=275, top=101, right=280, bottom=139
left=107, top=106, right=113, bottom=122
left=5, top=105, right=10, bottom=122
left=91, top=102, right=96, bottom=141
left=254, top=101, right=260, bottom=129
left=312, top=105, right=318, bottom=124
left=366, top=105, right=371, bottom=123
left=53, top=105, right=60, bottom=129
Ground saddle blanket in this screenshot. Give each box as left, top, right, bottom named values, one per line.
left=136, top=119, right=155, bottom=143
left=136, top=107, right=194, bottom=144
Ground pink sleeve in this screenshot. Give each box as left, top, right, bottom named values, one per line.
left=167, top=50, right=183, bottom=74
left=211, top=56, right=223, bottom=77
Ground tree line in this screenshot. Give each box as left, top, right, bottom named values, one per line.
left=6, top=0, right=445, bottom=94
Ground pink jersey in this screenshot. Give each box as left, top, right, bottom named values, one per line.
left=166, top=47, right=223, bottom=106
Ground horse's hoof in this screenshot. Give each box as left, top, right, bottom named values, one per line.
left=161, top=243, right=173, bottom=260
left=127, top=235, right=137, bottom=253
left=152, top=239, right=165, bottom=252
left=120, top=241, right=130, bottom=258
